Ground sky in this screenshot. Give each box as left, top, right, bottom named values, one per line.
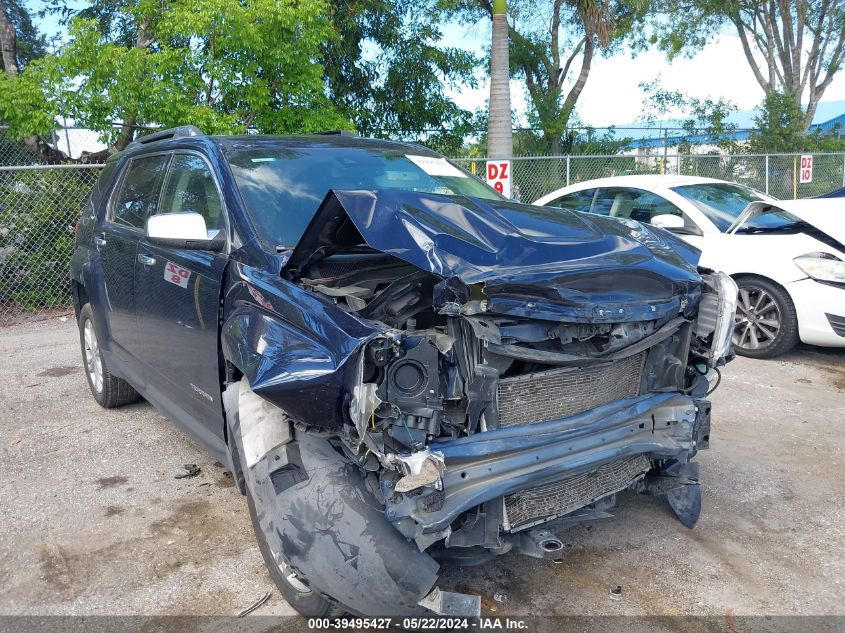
left=440, top=19, right=845, bottom=128
left=27, top=2, right=845, bottom=129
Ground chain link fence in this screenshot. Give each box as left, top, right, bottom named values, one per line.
left=452, top=152, right=845, bottom=203
left=1, top=126, right=108, bottom=166
left=0, top=164, right=104, bottom=323
left=1, top=148, right=843, bottom=323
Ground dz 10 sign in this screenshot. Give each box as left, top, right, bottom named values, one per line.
left=799, top=155, right=813, bottom=184
left=486, top=160, right=512, bottom=198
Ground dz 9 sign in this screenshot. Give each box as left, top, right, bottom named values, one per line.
left=799, top=155, right=813, bottom=184
left=486, top=160, right=512, bottom=198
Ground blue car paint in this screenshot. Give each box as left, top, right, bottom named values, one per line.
left=221, top=262, right=382, bottom=428
left=72, top=133, right=715, bottom=616
left=285, top=189, right=703, bottom=324
left=72, top=133, right=706, bottom=460
left=72, top=137, right=262, bottom=465
left=815, top=187, right=845, bottom=198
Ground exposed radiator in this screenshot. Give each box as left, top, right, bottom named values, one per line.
left=496, top=352, right=645, bottom=428
left=504, top=454, right=652, bottom=532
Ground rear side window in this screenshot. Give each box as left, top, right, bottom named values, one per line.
left=110, top=154, right=171, bottom=229
left=158, top=154, right=225, bottom=236
left=544, top=189, right=596, bottom=212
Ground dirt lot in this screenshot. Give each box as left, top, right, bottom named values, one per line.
left=1, top=317, right=843, bottom=619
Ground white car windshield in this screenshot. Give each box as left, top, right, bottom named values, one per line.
left=671, top=183, right=773, bottom=232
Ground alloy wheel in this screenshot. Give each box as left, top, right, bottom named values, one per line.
left=83, top=319, right=104, bottom=393
left=733, top=286, right=781, bottom=352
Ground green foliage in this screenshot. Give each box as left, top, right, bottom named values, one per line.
left=3, top=0, right=479, bottom=153
left=748, top=92, right=845, bottom=153
left=0, top=169, right=94, bottom=310
left=639, top=79, right=740, bottom=151
left=455, top=107, right=631, bottom=157
left=0, top=0, right=350, bottom=145
left=322, top=0, right=478, bottom=152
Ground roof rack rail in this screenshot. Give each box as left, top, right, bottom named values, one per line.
left=127, top=125, right=204, bottom=149
left=313, top=130, right=358, bottom=137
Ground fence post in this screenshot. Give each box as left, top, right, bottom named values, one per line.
left=765, top=155, right=769, bottom=195
left=676, top=154, right=681, bottom=175
left=566, top=155, right=571, bottom=187
left=842, top=153, right=845, bottom=188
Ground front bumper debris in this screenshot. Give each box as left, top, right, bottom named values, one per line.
left=383, top=392, right=709, bottom=539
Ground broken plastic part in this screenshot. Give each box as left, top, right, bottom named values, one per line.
left=237, top=378, right=292, bottom=468
left=666, top=482, right=702, bottom=529
left=418, top=587, right=481, bottom=617
left=393, top=451, right=446, bottom=493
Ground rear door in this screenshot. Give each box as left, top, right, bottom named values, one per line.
left=134, top=152, right=229, bottom=442
left=96, top=153, right=170, bottom=371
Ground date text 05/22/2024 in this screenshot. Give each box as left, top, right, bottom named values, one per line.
left=307, top=618, right=529, bottom=630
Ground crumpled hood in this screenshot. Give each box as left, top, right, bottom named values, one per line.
left=284, top=189, right=703, bottom=322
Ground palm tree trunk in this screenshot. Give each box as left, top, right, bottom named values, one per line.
left=487, top=0, right=512, bottom=159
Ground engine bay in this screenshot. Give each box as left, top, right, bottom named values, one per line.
left=290, top=249, right=726, bottom=552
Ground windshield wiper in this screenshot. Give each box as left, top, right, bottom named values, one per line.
left=734, top=221, right=811, bottom=234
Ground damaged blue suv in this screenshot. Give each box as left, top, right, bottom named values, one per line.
left=71, top=127, right=735, bottom=617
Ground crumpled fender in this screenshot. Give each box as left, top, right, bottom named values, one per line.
left=221, top=262, right=380, bottom=429
left=224, top=379, right=439, bottom=616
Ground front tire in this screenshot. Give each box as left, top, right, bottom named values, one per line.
left=225, top=380, right=341, bottom=618
left=245, top=470, right=340, bottom=617
left=78, top=303, right=140, bottom=408
left=732, top=277, right=799, bottom=359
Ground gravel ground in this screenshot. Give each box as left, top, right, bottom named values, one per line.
left=0, top=317, right=843, bottom=619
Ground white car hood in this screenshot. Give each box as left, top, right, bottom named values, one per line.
left=730, top=199, right=845, bottom=245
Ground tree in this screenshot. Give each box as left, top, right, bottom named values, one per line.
left=648, top=0, right=845, bottom=133
left=321, top=1, right=478, bottom=155
left=0, top=0, right=58, bottom=161
left=748, top=90, right=845, bottom=152
left=1, top=0, right=46, bottom=74
left=488, top=0, right=512, bottom=158
left=638, top=79, right=740, bottom=151
left=449, top=1, right=646, bottom=154
left=0, top=0, right=350, bottom=161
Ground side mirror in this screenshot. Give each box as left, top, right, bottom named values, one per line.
left=650, top=214, right=685, bottom=230
left=146, top=213, right=224, bottom=251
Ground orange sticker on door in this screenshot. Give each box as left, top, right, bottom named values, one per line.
left=165, top=261, right=191, bottom=288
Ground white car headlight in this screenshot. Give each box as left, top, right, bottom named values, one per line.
left=709, top=272, right=738, bottom=364
left=696, top=271, right=738, bottom=366
left=794, top=253, right=845, bottom=283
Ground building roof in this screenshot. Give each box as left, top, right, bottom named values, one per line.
left=609, top=100, right=845, bottom=149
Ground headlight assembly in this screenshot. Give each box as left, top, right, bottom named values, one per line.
left=794, top=253, right=845, bottom=284
left=696, top=271, right=738, bottom=366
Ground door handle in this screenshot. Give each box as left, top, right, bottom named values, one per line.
left=95, top=234, right=107, bottom=248
left=137, top=254, right=156, bottom=266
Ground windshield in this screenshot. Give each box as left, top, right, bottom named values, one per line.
left=670, top=182, right=777, bottom=231
left=227, top=146, right=502, bottom=248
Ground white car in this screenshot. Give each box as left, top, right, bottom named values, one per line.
left=535, top=175, right=845, bottom=358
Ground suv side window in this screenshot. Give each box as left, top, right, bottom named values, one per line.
left=158, top=154, right=224, bottom=237
left=592, top=187, right=684, bottom=223
left=544, top=189, right=596, bottom=212
left=110, top=154, right=171, bottom=229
